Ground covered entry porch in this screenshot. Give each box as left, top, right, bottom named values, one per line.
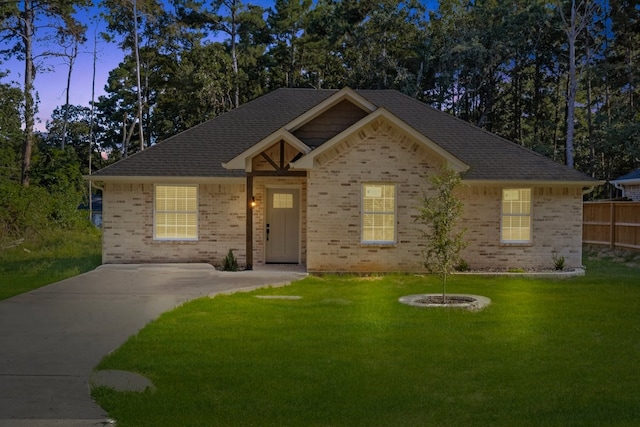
left=239, top=139, right=308, bottom=270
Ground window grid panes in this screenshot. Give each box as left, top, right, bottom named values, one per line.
left=362, top=184, right=396, bottom=243
left=273, top=193, right=293, bottom=209
left=501, top=188, right=531, bottom=243
left=155, top=185, right=198, bottom=240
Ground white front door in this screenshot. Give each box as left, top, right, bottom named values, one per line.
left=266, top=188, right=300, bottom=263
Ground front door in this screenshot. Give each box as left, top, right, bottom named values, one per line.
left=266, top=188, right=300, bottom=263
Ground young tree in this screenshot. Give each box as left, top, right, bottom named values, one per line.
left=0, top=0, right=90, bottom=186
left=418, top=166, right=467, bottom=301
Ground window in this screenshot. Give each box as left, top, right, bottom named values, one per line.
left=501, top=188, right=531, bottom=243
left=155, top=185, right=198, bottom=240
left=272, top=193, right=293, bottom=209
left=362, top=184, right=396, bottom=243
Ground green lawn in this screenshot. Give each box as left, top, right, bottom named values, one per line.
left=0, top=228, right=102, bottom=300
left=93, top=252, right=640, bottom=426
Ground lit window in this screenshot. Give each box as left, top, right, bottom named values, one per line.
left=273, top=193, right=293, bottom=209
left=362, top=184, right=396, bottom=243
left=501, top=188, right=531, bottom=243
left=155, top=185, right=198, bottom=240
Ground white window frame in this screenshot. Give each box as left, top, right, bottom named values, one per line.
left=361, top=183, right=397, bottom=244
left=501, top=188, right=532, bottom=244
left=154, top=184, right=199, bottom=241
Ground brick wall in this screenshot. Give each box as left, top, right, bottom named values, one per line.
left=102, top=122, right=585, bottom=272
left=102, top=182, right=246, bottom=265
left=458, top=186, right=584, bottom=271
left=306, top=117, right=585, bottom=272
left=623, top=184, right=640, bottom=201
left=306, top=118, right=442, bottom=273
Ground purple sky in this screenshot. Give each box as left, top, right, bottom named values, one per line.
left=3, top=3, right=122, bottom=132
left=0, top=0, right=280, bottom=131
left=2, top=0, right=437, bottom=132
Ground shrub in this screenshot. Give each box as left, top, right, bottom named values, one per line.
left=0, top=179, right=89, bottom=243
left=552, top=251, right=565, bottom=271
left=454, top=259, right=469, bottom=272
left=221, top=249, right=239, bottom=271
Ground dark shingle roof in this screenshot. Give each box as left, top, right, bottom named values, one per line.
left=614, top=168, right=640, bottom=181
left=93, top=89, right=335, bottom=178
left=93, top=88, right=596, bottom=183
left=359, top=90, right=595, bottom=182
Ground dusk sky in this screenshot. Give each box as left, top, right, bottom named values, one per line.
left=2, top=1, right=269, bottom=131
left=2, top=0, right=436, bottom=132
left=3, top=3, right=121, bottom=131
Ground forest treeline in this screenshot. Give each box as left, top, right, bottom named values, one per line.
left=1, top=0, right=639, bottom=238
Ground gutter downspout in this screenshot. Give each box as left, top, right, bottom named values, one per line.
left=611, top=182, right=625, bottom=198
left=90, top=180, right=105, bottom=192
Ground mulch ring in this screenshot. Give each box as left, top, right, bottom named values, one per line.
left=398, top=294, right=491, bottom=311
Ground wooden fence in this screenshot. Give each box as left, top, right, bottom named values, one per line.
left=583, top=201, right=640, bottom=250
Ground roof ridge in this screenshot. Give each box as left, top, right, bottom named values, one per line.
left=94, top=88, right=308, bottom=175
left=375, top=90, right=588, bottom=174
left=91, top=87, right=598, bottom=183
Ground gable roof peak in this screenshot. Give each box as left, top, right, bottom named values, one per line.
left=284, top=87, right=377, bottom=132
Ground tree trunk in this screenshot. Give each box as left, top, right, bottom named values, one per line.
left=289, top=31, right=296, bottom=88
left=61, top=43, right=78, bottom=151
left=585, top=35, right=594, bottom=177
left=132, top=0, right=145, bottom=151
left=230, top=4, right=239, bottom=108
left=565, top=0, right=578, bottom=169
left=21, top=0, right=35, bottom=187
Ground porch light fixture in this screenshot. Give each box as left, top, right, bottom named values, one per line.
left=250, top=197, right=256, bottom=208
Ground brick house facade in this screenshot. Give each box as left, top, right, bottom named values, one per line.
left=92, top=88, right=600, bottom=272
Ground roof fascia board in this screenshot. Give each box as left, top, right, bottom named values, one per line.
left=611, top=178, right=640, bottom=185
left=84, top=175, right=245, bottom=184
left=463, top=179, right=604, bottom=187
left=284, top=87, right=377, bottom=132
left=291, top=107, right=469, bottom=172
left=222, top=129, right=310, bottom=171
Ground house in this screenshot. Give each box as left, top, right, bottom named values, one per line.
left=611, top=169, right=640, bottom=201
left=89, top=87, right=600, bottom=273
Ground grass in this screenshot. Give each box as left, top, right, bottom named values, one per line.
left=0, top=228, right=102, bottom=300
left=93, top=252, right=640, bottom=426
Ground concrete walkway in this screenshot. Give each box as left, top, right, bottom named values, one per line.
left=0, top=264, right=307, bottom=426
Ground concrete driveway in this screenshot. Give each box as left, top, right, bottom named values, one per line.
left=0, top=264, right=306, bottom=426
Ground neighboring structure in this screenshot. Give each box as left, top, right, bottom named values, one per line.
left=611, top=169, right=640, bottom=201
left=90, top=87, right=600, bottom=272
